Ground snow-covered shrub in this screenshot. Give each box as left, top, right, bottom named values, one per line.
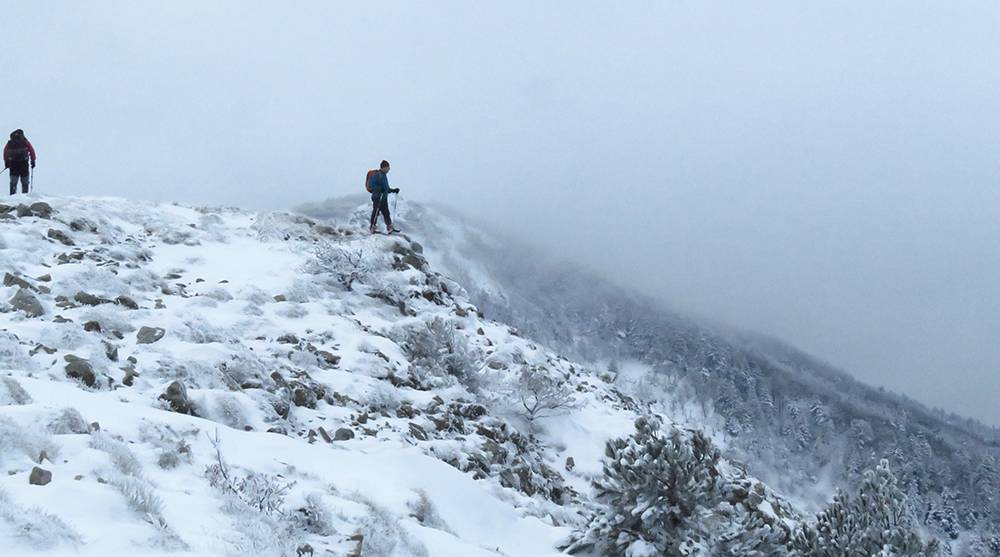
left=407, top=489, right=452, bottom=534
left=46, top=407, right=90, bottom=434
left=37, top=323, right=88, bottom=351
left=0, top=376, right=32, bottom=405
left=512, top=366, right=578, bottom=423
left=348, top=493, right=429, bottom=557
left=89, top=432, right=170, bottom=526
left=205, top=433, right=294, bottom=517
left=109, top=474, right=164, bottom=517
left=567, top=416, right=745, bottom=556
left=0, top=417, right=58, bottom=465
left=400, top=317, right=482, bottom=389
left=177, top=315, right=234, bottom=344
left=0, top=333, right=34, bottom=372
left=307, top=242, right=375, bottom=291
left=366, top=381, right=403, bottom=414
left=0, top=487, right=81, bottom=549
left=90, top=432, right=144, bottom=477
left=121, top=268, right=166, bottom=293
left=203, top=287, right=233, bottom=302
left=276, top=303, right=309, bottom=319
left=293, top=492, right=335, bottom=536
left=284, top=278, right=325, bottom=303
left=53, top=267, right=130, bottom=299
left=199, top=393, right=250, bottom=430
left=791, top=459, right=939, bottom=556
left=79, top=305, right=137, bottom=333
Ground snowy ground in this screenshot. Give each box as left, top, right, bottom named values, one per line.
left=0, top=194, right=653, bottom=557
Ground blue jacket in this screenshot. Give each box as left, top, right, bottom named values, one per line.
left=369, top=170, right=390, bottom=198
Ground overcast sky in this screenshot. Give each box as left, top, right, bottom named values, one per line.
left=7, top=2, right=1000, bottom=424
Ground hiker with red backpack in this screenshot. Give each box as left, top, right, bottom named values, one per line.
left=366, top=160, right=400, bottom=234
left=3, top=129, right=36, bottom=195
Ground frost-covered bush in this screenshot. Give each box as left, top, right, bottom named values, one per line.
left=109, top=474, right=164, bottom=517
left=0, top=417, right=58, bottom=465
left=177, top=315, right=235, bottom=344
left=408, top=489, right=452, bottom=534
left=0, top=377, right=32, bottom=405
left=791, top=459, right=939, bottom=556
left=0, top=333, right=34, bottom=371
left=121, top=268, right=166, bottom=292
left=89, top=432, right=171, bottom=527
left=79, top=305, right=137, bottom=333
left=307, top=242, right=375, bottom=291
left=401, top=317, right=482, bottom=389
left=37, top=322, right=88, bottom=351
left=199, top=393, right=250, bottom=430
left=0, top=487, right=81, bottom=549
left=46, top=407, right=90, bottom=434
left=53, top=267, right=130, bottom=299
left=205, top=433, right=294, bottom=517
left=292, top=492, right=335, bottom=536
left=204, top=287, right=234, bottom=302
left=348, top=493, right=429, bottom=557
left=567, top=417, right=746, bottom=556
left=284, top=278, right=325, bottom=303
left=276, top=303, right=309, bottom=319
left=511, top=366, right=578, bottom=423
left=90, top=432, right=144, bottom=478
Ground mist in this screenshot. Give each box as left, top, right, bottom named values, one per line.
left=6, top=2, right=1000, bottom=424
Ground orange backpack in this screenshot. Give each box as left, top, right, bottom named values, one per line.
left=365, top=169, right=378, bottom=193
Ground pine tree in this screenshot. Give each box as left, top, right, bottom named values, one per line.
left=791, top=459, right=939, bottom=556
left=565, top=416, right=722, bottom=556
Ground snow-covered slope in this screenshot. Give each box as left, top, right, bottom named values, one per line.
left=299, top=196, right=999, bottom=555
left=0, top=195, right=819, bottom=557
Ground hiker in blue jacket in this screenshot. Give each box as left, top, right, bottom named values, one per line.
left=367, top=160, right=400, bottom=233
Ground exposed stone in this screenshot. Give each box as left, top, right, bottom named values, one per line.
left=9, top=288, right=43, bottom=317
left=334, top=427, right=355, bottom=441
left=317, top=426, right=333, bottom=443
left=4, top=272, right=33, bottom=290
left=115, top=295, right=139, bottom=310
left=35, top=273, right=51, bottom=282
left=47, top=228, right=75, bottom=246
left=28, top=202, right=52, bottom=218
left=316, top=350, right=340, bottom=367
left=159, top=381, right=192, bottom=414
left=29, top=466, right=52, bottom=486
left=83, top=320, right=102, bottom=333
left=487, top=361, right=505, bottom=370
left=408, top=422, right=429, bottom=441
left=277, top=333, right=299, bottom=344
left=64, top=355, right=96, bottom=387
left=292, top=387, right=317, bottom=409
left=122, top=365, right=138, bottom=386
left=103, top=341, right=119, bottom=362
left=69, top=218, right=98, bottom=232
left=136, top=326, right=165, bottom=344
left=74, top=291, right=110, bottom=306
left=565, top=456, right=576, bottom=471
left=273, top=294, right=287, bottom=302
left=477, top=327, right=485, bottom=335
left=52, top=315, right=71, bottom=323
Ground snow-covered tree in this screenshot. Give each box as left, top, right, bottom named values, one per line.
left=791, top=459, right=939, bottom=556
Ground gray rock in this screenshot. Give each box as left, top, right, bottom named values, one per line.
left=47, top=228, right=75, bottom=246
left=28, top=202, right=52, bottom=218
left=29, top=466, right=52, bottom=486
left=273, top=294, right=287, bottom=302
left=3, top=272, right=33, bottom=290
left=9, top=288, right=43, bottom=317
left=83, top=320, right=102, bottom=332
left=69, top=218, right=97, bottom=232
left=64, top=355, right=96, bottom=387
left=115, top=295, right=139, bottom=309
left=565, top=456, right=576, bottom=471
left=136, top=326, right=165, bottom=344
left=277, top=333, right=299, bottom=344
left=334, top=427, right=355, bottom=441
left=74, top=291, right=110, bottom=306
left=159, top=381, right=192, bottom=414
left=292, top=387, right=317, bottom=409
left=35, top=273, right=51, bottom=282
left=408, top=422, right=428, bottom=441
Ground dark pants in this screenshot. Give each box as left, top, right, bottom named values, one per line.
left=9, top=172, right=28, bottom=195
left=370, top=194, right=391, bottom=228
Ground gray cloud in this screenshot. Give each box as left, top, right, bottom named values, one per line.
left=6, top=2, right=1000, bottom=423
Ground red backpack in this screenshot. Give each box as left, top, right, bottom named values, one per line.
left=364, top=169, right=378, bottom=193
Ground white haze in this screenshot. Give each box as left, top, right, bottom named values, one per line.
left=5, top=2, right=1000, bottom=424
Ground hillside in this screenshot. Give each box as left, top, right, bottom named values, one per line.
left=299, top=196, right=1000, bottom=555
